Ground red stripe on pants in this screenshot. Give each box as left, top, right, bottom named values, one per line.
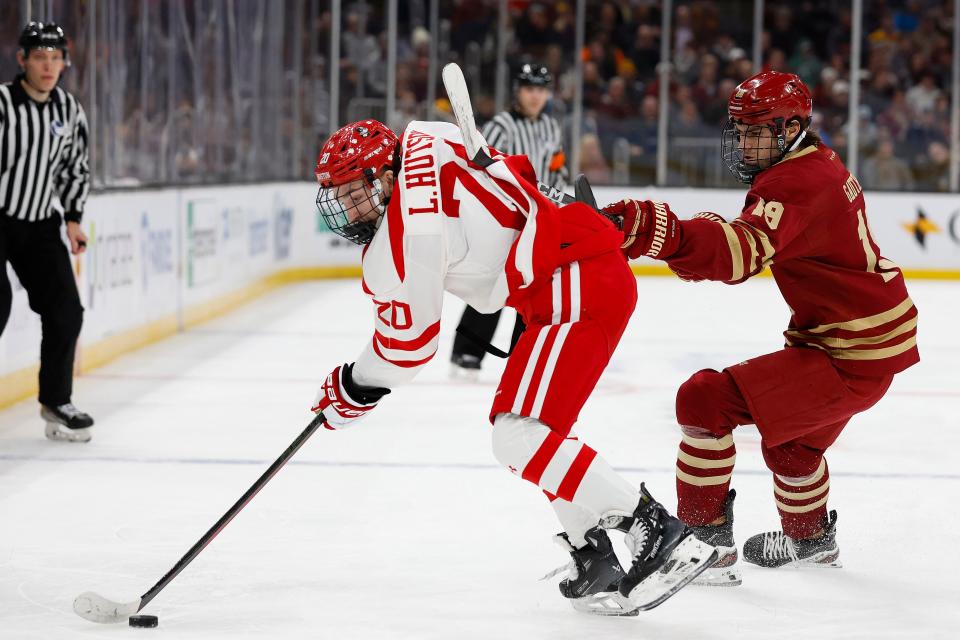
left=519, top=325, right=561, bottom=416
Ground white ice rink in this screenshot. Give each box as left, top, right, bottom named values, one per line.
left=1, top=276, right=958, bottom=639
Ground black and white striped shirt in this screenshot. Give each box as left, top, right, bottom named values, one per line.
left=0, top=75, right=89, bottom=223
left=481, top=108, right=568, bottom=191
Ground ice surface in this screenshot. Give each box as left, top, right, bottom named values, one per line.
left=1, top=277, right=957, bottom=639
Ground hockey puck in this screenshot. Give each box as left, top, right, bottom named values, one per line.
left=128, top=614, right=158, bottom=628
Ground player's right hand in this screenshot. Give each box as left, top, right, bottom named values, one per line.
left=311, top=363, right=391, bottom=430
left=601, top=199, right=682, bottom=260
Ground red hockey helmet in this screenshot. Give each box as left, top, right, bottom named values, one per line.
left=315, top=120, right=399, bottom=245
left=722, top=71, right=814, bottom=183
left=727, top=71, right=812, bottom=125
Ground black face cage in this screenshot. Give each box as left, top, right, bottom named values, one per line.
left=721, top=117, right=790, bottom=184
left=315, top=170, right=385, bottom=245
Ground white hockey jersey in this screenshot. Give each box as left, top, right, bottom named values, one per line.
left=352, top=120, right=552, bottom=390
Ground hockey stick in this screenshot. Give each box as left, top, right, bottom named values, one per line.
left=441, top=63, right=617, bottom=226
left=442, top=63, right=573, bottom=207
left=73, top=412, right=328, bottom=624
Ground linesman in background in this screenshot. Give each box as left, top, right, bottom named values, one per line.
left=0, top=22, right=93, bottom=442
left=451, top=63, right=569, bottom=377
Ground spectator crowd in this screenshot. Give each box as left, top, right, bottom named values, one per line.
left=3, top=0, right=955, bottom=191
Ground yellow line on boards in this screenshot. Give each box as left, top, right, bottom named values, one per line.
left=0, top=262, right=956, bottom=411
left=0, top=266, right=363, bottom=410
left=629, top=264, right=960, bottom=280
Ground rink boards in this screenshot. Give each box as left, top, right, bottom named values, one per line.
left=2, top=181, right=958, bottom=405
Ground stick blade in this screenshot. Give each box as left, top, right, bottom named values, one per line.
left=73, top=591, right=142, bottom=624
left=441, top=62, right=490, bottom=164
left=574, top=174, right=598, bottom=211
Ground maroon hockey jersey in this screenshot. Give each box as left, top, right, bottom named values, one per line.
left=665, top=143, right=919, bottom=376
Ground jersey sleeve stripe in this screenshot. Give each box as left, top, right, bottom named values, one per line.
left=371, top=339, right=437, bottom=368
left=731, top=220, right=776, bottom=268
left=720, top=223, right=744, bottom=281
left=374, top=320, right=441, bottom=352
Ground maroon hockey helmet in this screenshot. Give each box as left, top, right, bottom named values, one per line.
left=722, top=71, right=814, bottom=183
left=314, top=120, right=399, bottom=245
left=727, top=71, right=812, bottom=126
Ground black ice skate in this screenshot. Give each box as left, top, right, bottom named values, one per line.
left=690, top=489, right=742, bottom=586
left=600, top=484, right=718, bottom=611
left=547, top=527, right=638, bottom=617
left=742, top=510, right=841, bottom=569
left=41, top=403, right=94, bottom=443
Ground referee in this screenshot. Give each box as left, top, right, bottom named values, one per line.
left=451, top=63, right=568, bottom=376
left=0, top=22, right=93, bottom=442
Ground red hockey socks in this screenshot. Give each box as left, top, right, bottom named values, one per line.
left=676, top=433, right=737, bottom=526
left=774, top=458, right=830, bottom=539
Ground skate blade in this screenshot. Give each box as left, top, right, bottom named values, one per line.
left=792, top=552, right=842, bottom=569
left=693, top=547, right=742, bottom=586
left=45, top=422, right=92, bottom=443
left=747, top=549, right=842, bottom=570
left=569, top=591, right=639, bottom=617
left=692, top=565, right=742, bottom=587
left=626, top=536, right=719, bottom=611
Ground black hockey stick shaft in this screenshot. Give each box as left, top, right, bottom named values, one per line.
left=136, top=412, right=327, bottom=611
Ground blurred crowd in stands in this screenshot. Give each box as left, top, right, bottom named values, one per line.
left=445, top=0, right=957, bottom=189
left=2, top=1, right=955, bottom=191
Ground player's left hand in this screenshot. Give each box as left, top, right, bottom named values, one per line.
left=66, top=221, right=88, bottom=255
left=311, top=363, right=391, bottom=430
left=601, top=199, right=681, bottom=260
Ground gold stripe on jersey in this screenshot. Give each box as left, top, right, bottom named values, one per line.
left=738, top=224, right=760, bottom=273
left=786, top=316, right=918, bottom=349
left=787, top=335, right=917, bottom=360
left=731, top=220, right=776, bottom=269
left=829, top=336, right=917, bottom=360
left=720, top=224, right=744, bottom=281
left=804, top=297, right=915, bottom=334
left=677, top=450, right=737, bottom=470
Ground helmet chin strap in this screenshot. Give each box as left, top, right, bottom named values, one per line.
left=786, top=129, right=807, bottom=152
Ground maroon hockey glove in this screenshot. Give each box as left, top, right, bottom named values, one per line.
left=667, top=211, right=728, bottom=281
left=668, top=264, right=704, bottom=282
left=311, top=363, right=391, bottom=430
left=601, top=199, right=681, bottom=260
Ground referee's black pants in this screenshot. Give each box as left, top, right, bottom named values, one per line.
left=0, top=214, right=84, bottom=407
left=452, top=305, right=525, bottom=363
